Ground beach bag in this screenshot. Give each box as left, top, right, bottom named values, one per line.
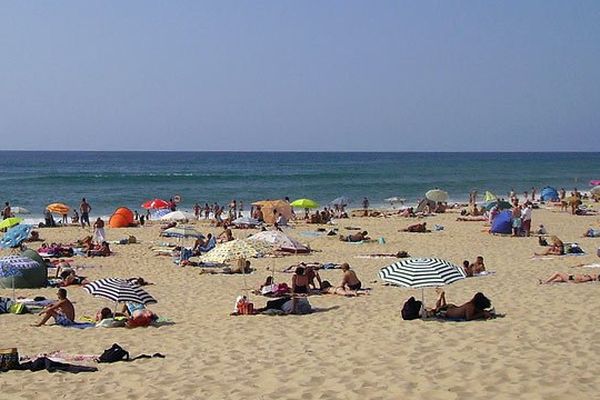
left=0, top=348, right=19, bottom=370
left=9, top=303, right=26, bottom=314
left=99, top=343, right=130, bottom=363
left=401, top=297, right=422, bottom=320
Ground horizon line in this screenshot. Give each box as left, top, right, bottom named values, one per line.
left=1, top=149, right=600, bottom=154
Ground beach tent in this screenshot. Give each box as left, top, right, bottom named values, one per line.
left=247, top=230, right=310, bottom=253
left=540, top=187, right=559, bottom=202
left=109, top=207, right=135, bottom=228
left=0, top=252, right=47, bottom=289
left=490, top=210, right=512, bottom=234
left=252, top=200, right=292, bottom=224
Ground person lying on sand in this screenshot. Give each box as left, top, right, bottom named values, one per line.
left=87, top=241, right=111, bottom=257
left=34, top=288, right=75, bottom=327
left=199, top=260, right=252, bottom=275
left=58, top=268, right=89, bottom=287
left=319, top=280, right=369, bottom=296
left=361, top=251, right=410, bottom=258
left=534, top=236, right=565, bottom=256
left=539, top=272, right=600, bottom=284
left=424, top=289, right=493, bottom=320
left=456, top=216, right=488, bottom=222
left=339, top=231, right=369, bottom=242
left=401, top=222, right=429, bottom=232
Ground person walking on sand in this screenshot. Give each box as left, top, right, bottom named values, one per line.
left=93, top=217, right=106, bottom=243
left=34, top=288, right=75, bottom=327
left=80, top=198, right=92, bottom=228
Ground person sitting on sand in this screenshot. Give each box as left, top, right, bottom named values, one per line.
left=34, top=288, right=75, bottom=327
left=292, top=266, right=310, bottom=294
left=319, top=280, right=369, bottom=296
left=535, top=236, right=565, bottom=256
left=87, top=241, right=111, bottom=257
left=339, top=263, right=362, bottom=290
left=470, top=256, right=486, bottom=274
left=401, top=222, right=428, bottom=232
left=539, top=272, right=600, bottom=284
left=217, top=228, right=234, bottom=243
left=339, top=231, right=369, bottom=242
left=425, top=289, right=493, bottom=321
left=462, top=260, right=473, bottom=277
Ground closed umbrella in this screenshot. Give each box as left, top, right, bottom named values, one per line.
left=379, top=257, right=466, bottom=302
left=83, top=278, right=157, bottom=305
left=425, top=190, right=449, bottom=203
left=46, top=203, right=70, bottom=214
left=290, top=199, right=319, bottom=209
left=141, top=199, right=170, bottom=209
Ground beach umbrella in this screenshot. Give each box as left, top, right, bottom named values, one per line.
left=46, top=203, right=70, bottom=214
left=0, top=217, right=23, bottom=231
left=590, top=186, right=600, bottom=196
left=160, top=210, right=195, bottom=221
left=329, top=196, right=351, bottom=207
left=248, top=230, right=310, bottom=253
left=425, top=190, right=449, bottom=203
left=0, top=224, right=32, bottom=249
left=384, top=197, right=405, bottom=206
left=162, top=226, right=204, bottom=239
left=83, top=278, right=157, bottom=305
left=379, top=258, right=466, bottom=303
left=141, top=199, right=170, bottom=209
left=232, top=216, right=261, bottom=227
left=0, top=256, right=39, bottom=299
left=290, top=198, right=319, bottom=209
left=198, top=239, right=271, bottom=264
left=483, top=200, right=512, bottom=211
left=483, top=191, right=497, bottom=202
left=11, top=207, right=30, bottom=215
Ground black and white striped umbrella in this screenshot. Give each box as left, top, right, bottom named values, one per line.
left=379, top=258, right=466, bottom=288
left=83, top=278, right=157, bottom=305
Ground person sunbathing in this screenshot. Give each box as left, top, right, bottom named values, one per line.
left=339, top=231, right=369, bottom=242
left=539, top=272, right=600, bottom=284
left=199, top=260, right=253, bottom=275
left=87, top=241, right=111, bottom=257
left=217, top=228, right=234, bottom=243
left=535, top=236, right=565, bottom=256
left=425, top=289, right=493, bottom=321
left=58, top=268, right=89, bottom=286
left=319, top=280, right=368, bottom=296
left=292, top=266, right=310, bottom=294
left=362, top=251, right=410, bottom=258
left=34, top=288, right=75, bottom=327
left=401, top=222, right=428, bottom=232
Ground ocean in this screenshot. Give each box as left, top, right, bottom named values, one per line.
left=1, top=151, right=598, bottom=219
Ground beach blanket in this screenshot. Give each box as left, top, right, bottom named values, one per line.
left=472, top=271, right=495, bottom=277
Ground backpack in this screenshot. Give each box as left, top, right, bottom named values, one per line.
left=401, top=297, right=423, bottom=320
left=99, top=343, right=130, bottom=363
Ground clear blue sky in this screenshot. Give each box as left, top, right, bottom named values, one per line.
left=1, top=1, right=599, bottom=151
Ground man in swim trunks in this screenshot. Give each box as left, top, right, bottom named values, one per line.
left=34, top=288, right=75, bottom=326
left=2, top=202, right=11, bottom=219
left=339, top=263, right=362, bottom=291
left=80, top=198, right=92, bottom=228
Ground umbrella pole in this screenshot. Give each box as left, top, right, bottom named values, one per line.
left=12, top=276, right=16, bottom=301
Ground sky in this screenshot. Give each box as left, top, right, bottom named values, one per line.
left=1, top=1, right=599, bottom=151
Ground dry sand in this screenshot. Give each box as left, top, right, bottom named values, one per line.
left=1, top=207, right=600, bottom=399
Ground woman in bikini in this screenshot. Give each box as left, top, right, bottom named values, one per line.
left=292, top=266, right=310, bottom=294
left=535, top=236, right=565, bottom=256
left=320, top=281, right=368, bottom=296
left=540, top=272, right=600, bottom=284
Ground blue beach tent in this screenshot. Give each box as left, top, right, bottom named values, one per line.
left=540, top=186, right=559, bottom=202
left=490, top=210, right=512, bottom=234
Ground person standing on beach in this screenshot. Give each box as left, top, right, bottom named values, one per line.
left=2, top=202, right=11, bottom=219
left=362, top=197, right=369, bottom=216
left=521, top=202, right=532, bottom=237
left=93, top=217, right=106, bottom=243
left=531, top=187, right=536, bottom=201
left=193, top=203, right=201, bottom=219
left=80, top=198, right=91, bottom=228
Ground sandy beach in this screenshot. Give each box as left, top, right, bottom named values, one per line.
left=1, top=206, right=600, bottom=400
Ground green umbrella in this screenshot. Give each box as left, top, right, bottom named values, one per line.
left=0, top=217, right=23, bottom=230
left=290, top=198, right=319, bottom=209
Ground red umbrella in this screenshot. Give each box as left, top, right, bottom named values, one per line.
left=141, top=199, right=170, bottom=209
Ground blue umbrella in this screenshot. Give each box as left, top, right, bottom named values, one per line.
left=0, top=224, right=32, bottom=249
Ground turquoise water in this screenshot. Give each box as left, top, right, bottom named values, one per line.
left=1, top=151, right=598, bottom=217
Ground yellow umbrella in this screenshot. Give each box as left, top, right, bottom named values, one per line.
left=46, top=203, right=70, bottom=214
left=483, top=191, right=497, bottom=202
left=0, top=217, right=23, bottom=230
